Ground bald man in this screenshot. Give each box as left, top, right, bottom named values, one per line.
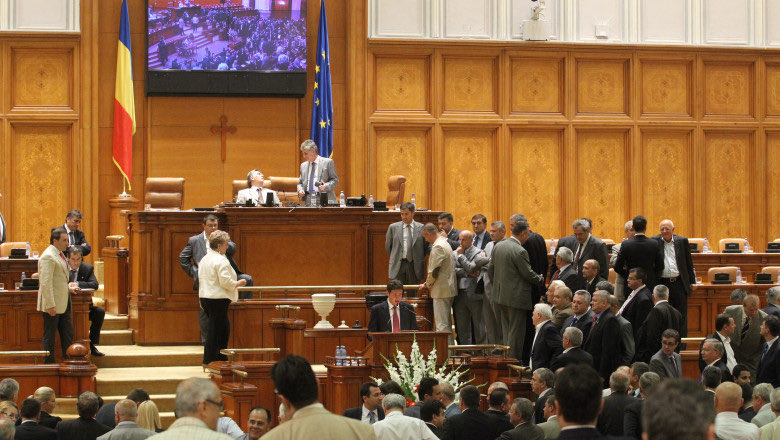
left=97, top=399, right=155, bottom=440
left=713, top=382, right=759, bottom=440
left=652, top=219, right=695, bottom=337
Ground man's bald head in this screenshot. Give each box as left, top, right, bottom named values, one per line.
left=714, top=382, right=743, bottom=413
left=115, top=399, right=138, bottom=422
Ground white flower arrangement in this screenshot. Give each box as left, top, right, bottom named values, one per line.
left=371, top=336, right=474, bottom=404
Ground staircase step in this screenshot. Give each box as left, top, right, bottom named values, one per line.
left=99, top=330, right=134, bottom=346
left=91, top=346, right=203, bottom=368
left=102, top=315, right=128, bottom=331
left=95, top=366, right=209, bottom=396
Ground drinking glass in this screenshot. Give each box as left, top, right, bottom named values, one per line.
left=32, top=251, right=39, bottom=258
left=696, top=276, right=703, bottom=284
left=14, top=282, right=21, bottom=290
left=0, top=283, right=4, bottom=290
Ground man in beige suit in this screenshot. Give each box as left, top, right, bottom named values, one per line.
left=38, top=227, right=78, bottom=364
left=418, top=223, right=457, bottom=344
left=264, top=355, right=376, bottom=440
left=725, top=294, right=767, bottom=379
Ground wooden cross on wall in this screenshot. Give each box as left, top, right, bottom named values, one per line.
left=211, top=115, right=236, bottom=162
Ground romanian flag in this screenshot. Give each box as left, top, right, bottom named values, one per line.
left=310, top=0, right=333, bottom=158
left=112, top=0, right=135, bottom=189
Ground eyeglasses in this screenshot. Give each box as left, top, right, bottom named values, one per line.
left=205, top=399, right=224, bottom=411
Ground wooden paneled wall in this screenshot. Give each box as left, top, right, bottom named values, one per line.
left=0, top=33, right=84, bottom=253
left=364, top=41, right=780, bottom=245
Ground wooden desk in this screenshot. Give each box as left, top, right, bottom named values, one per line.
left=688, top=283, right=776, bottom=337
left=0, top=290, right=92, bottom=357
left=0, top=258, right=38, bottom=289
left=126, top=207, right=440, bottom=344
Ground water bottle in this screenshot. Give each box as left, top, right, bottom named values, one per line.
left=744, top=237, right=750, bottom=253
left=549, top=239, right=555, bottom=254
left=368, top=195, right=374, bottom=208
left=410, top=193, right=416, bottom=207
left=25, top=242, right=31, bottom=257
left=311, top=189, right=319, bottom=207
left=339, top=191, right=346, bottom=208
left=736, top=268, right=743, bottom=284
left=335, top=345, right=343, bottom=366
left=703, top=238, right=710, bottom=253
left=21, top=272, right=26, bottom=281
left=340, top=345, right=347, bottom=365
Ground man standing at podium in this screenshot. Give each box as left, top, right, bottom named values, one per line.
left=368, top=279, right=418, bottom=338
left=296, top=139, right=339, bottom=204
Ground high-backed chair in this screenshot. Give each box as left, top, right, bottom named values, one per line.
left=265, top=176, right=300, bottom=202
left=761, top=266, right=780, bottom=283
left=689, top=238, right=706, bottom=252
left=718, top=238, right=744, bottom=253
left=0, top=242, right=27, bottom=258
left=145, top=177, right=185, bottom=210
left=232, top=180, right=247, bottom=202
left=707, top=266, right=739, bottom=283
left=608, top=268, right=616, bottom=284
left=386, top=175, right=406, bottom=208
left=602, top=239, right=615, bottom=245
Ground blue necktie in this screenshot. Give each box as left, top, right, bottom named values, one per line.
left=308, top=162, right=316, bottom=193
left=761, top=342, right=769, bottom=360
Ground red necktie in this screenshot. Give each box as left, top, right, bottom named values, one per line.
left=392, top=306, right=400, bottom=333
left=552, top=270, right=560, bottom=281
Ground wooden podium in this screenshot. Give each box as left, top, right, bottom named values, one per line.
left=365, top=331, right=450, bottom=379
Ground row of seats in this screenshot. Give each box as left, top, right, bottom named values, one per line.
left=144, top=175, right=408, bottom=210
left=547, top=238, right=780, bottom=253
left=601, top=266, right=780, bottom=284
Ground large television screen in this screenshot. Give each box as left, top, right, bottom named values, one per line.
left=146, top=0, right=308, bottom=96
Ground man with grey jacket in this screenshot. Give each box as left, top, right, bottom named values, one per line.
left=97, top=400, right=155, bottom=440
left=453, top=230, right=489, bottom=345
left=385, top=202, right=428, bottom=289
left=296, top=139, right=339, bottom=204
left=479, top=221, right=506, bottom=345
left=488, top=219, right=544, bottom=361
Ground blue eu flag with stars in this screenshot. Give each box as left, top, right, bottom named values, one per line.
left=310, top=0, right=333, bottom=158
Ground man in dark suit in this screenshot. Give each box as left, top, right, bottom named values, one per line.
left=551, top=327, right=594, bottom=370
left=582, top=260, right=606, bottom=295
left=549, top=247, right=581, bottom=293
left=33, top=387, right=61, bottom=429
left=15, top=398, right=57, bottom=440
left=697, top=313, right=736, bottom=373
left=437, top=212, right=461, bottom=251
left=596, top=371, right=638, bottom=436
left=530, top=368, right=554, bottom=425
left=66, top=246, right=105, bottom=357
left=367, top=279, right=418, bottom=341
left=496, top=398, right=544, bottom=440
left=756, top=315, right=780, bottom=387
left=649, top=329, right=683, bottom=379
left=530, top=304, right=563, bottom=371
left=614, top=215, right=664, bottom=291
left=617, top=268, right=653, bottom=341
left=636, top=285, right=682, bottom=363
left=652, top=219, right=696, bottom=337
left=569, top=219, right=609, bottom=281
left=470, top=214, right=491, bottom=250
left=485, top=389, right=514, bottom=434
left=553, top=364, right=619, bottom=440
left=342, top=382, right=384, bottom=424
left=56, top=391, right=111, bottom=440
left=421, top=399, right=445, bottom=439
left=609, top=295, right=637, bottom=366
left=700, top=339, right=733, bottom=383
left=179, top=214, right=253, bottom=343
left=61, top=209, right=91, bottom=256
left=623, top=372, right=661, bottom=439
left=561, top=291, right=595, bottom=342
left=441, top=385, right=502, bottom=440
left=584, top=290, right=622, bottom=384
left=764, top=287, right=780, bottom=319
left=549, top=234, right=577, bottom=281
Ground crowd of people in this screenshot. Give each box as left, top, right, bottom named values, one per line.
left=149, top=4, right=306, bottom=71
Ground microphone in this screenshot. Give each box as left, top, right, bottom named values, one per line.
left=411, top=303, right=432, bottom=326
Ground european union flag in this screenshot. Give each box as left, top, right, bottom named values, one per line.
left=310, top=0, right=333, bottom=158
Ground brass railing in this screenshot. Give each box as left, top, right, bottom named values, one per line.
left=448, top=344, right=510, bottom=358
left=220, top=348, right=281, bottom=363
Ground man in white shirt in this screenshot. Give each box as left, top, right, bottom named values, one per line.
left=699, top=313, right=737, bottom=374
left=714, top=382, right=759, bottom=440
left=237, top=407, right=271, bottom=440
left=235, top=169, right=280, bottom=206
left=373, top=394, right=437, bottom=440
left=749, top=383, right=775, bottom=428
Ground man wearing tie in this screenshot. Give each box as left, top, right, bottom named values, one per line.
left=385, top=202, right=428, bottom=289
left=296, top=139, right=339, bottom=204
left=649, top=329, right=682, bottom=379
left=66, top=246, right=105, bottom=357
left=367, top=279, right=418, bottom=339
left=37, top=227, right=78, bottom=364
left=236, top=169, right=280, bottom=206
left=470, top=214, right=491, bottom=250
left=61, top=210, right=90, bottom=257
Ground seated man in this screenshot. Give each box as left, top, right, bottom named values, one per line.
left=67, top=246, right=105, bottom=357
left=368, top=279, right=419, bottom=340
left=236, top=169, right=280, bottom=206
left=343, top=382, right=385, bottom=424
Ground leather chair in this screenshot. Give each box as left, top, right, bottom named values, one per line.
left=689, top=238, right=706, bottom=252
left=602, top=239, right=615, bottom=245
left=707, top=266, right=739, bottom=283
left=0, top=242, right=27, bottom=258
left=145, top=177, right=185, bottom=210
left=265, top=176, right=300, bottom=202
left=761, top=266, right=780, bottom=283
left=718, top=238, right=744, bottom=253
left=386, top=175, right=406, bottom=208
left=608, top=267, right=616, bottom=284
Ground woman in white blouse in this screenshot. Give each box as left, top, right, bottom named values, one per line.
left=198, top=230, right=247, bottom=364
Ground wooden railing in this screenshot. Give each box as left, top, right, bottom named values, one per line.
left=0, top=351, right=49, bottom=365
left=237, top=285, right=421, bottom=298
